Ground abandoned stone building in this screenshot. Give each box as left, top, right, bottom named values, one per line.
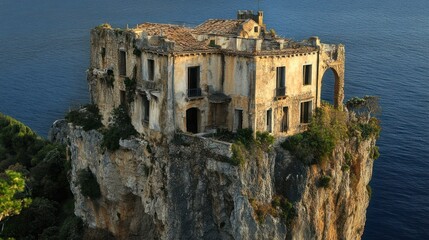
left=87, top=10, right=345, bottom=140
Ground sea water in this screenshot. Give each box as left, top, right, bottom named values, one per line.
left=0, top=0, right=428, bottom=238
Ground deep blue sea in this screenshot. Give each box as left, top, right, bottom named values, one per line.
left=1, top=0, right=428, bottom=238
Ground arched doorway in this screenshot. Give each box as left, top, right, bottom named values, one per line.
left=321, top=68, right=339, bottom=106
left=186, top=108, right=199, bottom=133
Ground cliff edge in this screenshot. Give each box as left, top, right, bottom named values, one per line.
left=49, top=105, right=379, bottom=240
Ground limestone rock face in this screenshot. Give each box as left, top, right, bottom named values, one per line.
left=50, top=121, right=376, bottom=240
left=275, top=137, right=375, bottom=240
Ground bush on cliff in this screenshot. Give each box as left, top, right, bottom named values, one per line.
left=65, top=104, right=103, bottom=131
left=77, top=168, right=101, bottom=199
left=281, top=104, right=347, bottom=164
left=102, top=105, right=137, bottom=151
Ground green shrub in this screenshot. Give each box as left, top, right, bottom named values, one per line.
left=102, top=105, right=137, bottom=151
left=231, top=143, right=246, bottom=166
left=65, top=104, right=103, bottom=131
left=235, top=128, right=254, bottom=148
left=256, top=131, right=275, bottom=151
left=318, top=175, right=331, bottom=188
left=58, top=215, right=83, bottom=240
left=77, top=168, right=101, bottom=199
left=271, top=195, right=293, bottom=224
left=281, top=104, right=348, bottom=165
left=358, top=118, right=381, bottom=140
left=124, top=77, right=136, bottom=104
left=371, top=146, right=380, bottom=160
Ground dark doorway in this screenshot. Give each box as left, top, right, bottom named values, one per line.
left=186, top=108, right=199, bottom=133
left=321, top=68, right=336, bottom=105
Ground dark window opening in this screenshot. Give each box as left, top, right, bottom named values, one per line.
left=187, top=66, right=201, bottom=97
left=119, top=50, right=126, bottom=76
left=186, top=108, right=199, bottom=133
left=300, top=101, right=312, bottom=124
left=267, top=109, right=272, bottom=132
left=101, top=48, right=106, bottom=68
left=120, top=90, right=126, bottom=106
left=303, top=64, right=312, bottom=85
left=148, top=59, right=154, bottom=81
left=254, top=26, right=259, bottom=33
left=281, top=107, right=289, bottom=132
left=142, top=95, right=150, bottom=122
left=234, top=109, right=243, bottom=132
left=276, top=66, right=286, bottom=96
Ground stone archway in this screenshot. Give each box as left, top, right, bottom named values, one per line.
left=318, top=43, right=345, bottom=109
left=321, top=67, right=343, bottom=108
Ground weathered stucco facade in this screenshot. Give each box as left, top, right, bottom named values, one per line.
left=87, top=11, right=345, bottom=140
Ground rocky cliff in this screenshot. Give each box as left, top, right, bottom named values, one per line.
left=49, top=113, right=378, bottom=240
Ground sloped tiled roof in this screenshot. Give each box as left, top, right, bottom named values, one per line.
left=135, top=23, right=210, bottom=52
left=194, top=19, right=248, bottom=35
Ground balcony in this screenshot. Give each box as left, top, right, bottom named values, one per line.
left=188, top=88, right=202, bottom=98
left=276, top=87, right=286, bottom=97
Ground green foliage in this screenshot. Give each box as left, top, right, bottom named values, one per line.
left=256, top=131, right=275, bottom=151
left=65, top=104, right=103, bottom=131
left=231, top=143, right=246, bottom=166
left=0, top=113, right=45, bottom=168
left=95, top=23, right=112, bottom=30
left=235, top=128, right=254, bottom=148
left=2, top=197, right=58, bottom=238
left=358, top=118, right=381, bottom=140
left=102, top=105, right=138, bottom=151
left=77, top=168, right=101, bottom=199
left=271, top=195, right=293, bottom=224
left=0, top=170, right=32, bottom=221
left=346, top=95, right=381, bottom=120
left=124, top=77, right=137, bottom=104
left=58, top=215, right=83, bottom=240
left=371, top=146, right=380, bottom=160
left=318, top=175, right=331, bottom=188
left=281, top=104, right=348, bottom=165
left=0, top=113, right=76, bottom=239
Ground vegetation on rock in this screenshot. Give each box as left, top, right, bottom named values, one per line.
left=65, top=104, right=103, bottom=131
left=77, top=168, right=101, bottom=199
left=282, top=101, right=381, bottom=165
left=102, top=105, right=138, bottom=151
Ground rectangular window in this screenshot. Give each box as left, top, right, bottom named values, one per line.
left=187, top=66, right=201, bottom=97
left=276, top=66, right=286, bottom=96
left=266, top=109, right=272, bottom=133
left=142, top=95, right=150, bottom=122
left=303, top=64, right=312, bottom=85
left=300, top=101, right=313, bottom=124
left=119, top=50, right=126, bottom=76
left=148, top=59, right=154, bottom=81
left=281, top=107, right=289, bottom=132
left=233, top=109, right=243, bottom=132
left=254, top=26, right=259, bottom=33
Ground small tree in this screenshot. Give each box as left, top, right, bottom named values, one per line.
left=346, top=96, right=381, bottom=122
left=0, top=170, right=32, bottom=221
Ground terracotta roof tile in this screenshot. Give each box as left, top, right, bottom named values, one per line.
left=135, top=23, right=210, bottom=52
left=194, top=19, right=248, bottom=35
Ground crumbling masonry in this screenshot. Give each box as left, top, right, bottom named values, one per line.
left=87, top=10, right=345, bottom=140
